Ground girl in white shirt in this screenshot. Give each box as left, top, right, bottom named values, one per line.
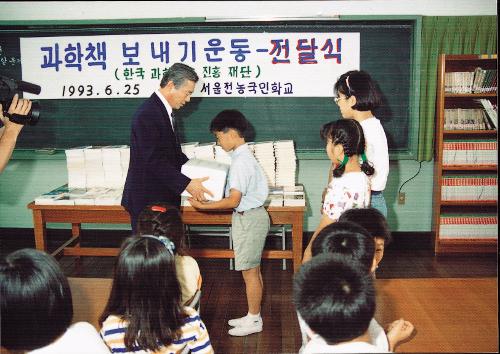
left=333, top=70, right=390, bottom=217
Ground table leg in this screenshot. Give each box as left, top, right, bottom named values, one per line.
left=292, top=213, right=304, bottom=273
left=72, top=223, right=82, bottom=248
left=33, top=209, right=47, bottom=252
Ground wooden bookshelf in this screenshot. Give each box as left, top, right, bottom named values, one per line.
left=433, top=54, right=498, bottom=254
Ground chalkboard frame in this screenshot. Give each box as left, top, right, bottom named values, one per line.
left=1, top=16, right=422, bottom=160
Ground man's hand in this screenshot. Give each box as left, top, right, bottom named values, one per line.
left=8, top=94, right=32, bottom=116
left=1, top=94, right=31, bottom=132
left=185, top=176, right=214, bottom=202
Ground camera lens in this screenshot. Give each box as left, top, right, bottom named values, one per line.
left=28, top=101, right=40, bottom=125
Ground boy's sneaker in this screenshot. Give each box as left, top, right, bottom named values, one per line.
left=228, top=315, right=250, bottom=327
left=228, top=316, right=263, bottom=336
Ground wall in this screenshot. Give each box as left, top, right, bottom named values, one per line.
left=0, top=157, right=433, bottom=232
left=0, top=1, right=497, bottom=20
left=0, top=0, right=493, bottom=232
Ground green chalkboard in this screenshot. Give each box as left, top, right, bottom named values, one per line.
left=0, top=20, right=419, bottom=154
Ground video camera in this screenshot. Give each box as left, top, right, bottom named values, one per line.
left=0, top=75, right=41, bottom=126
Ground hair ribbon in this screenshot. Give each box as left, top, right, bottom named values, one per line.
left=142, top=235, right=176, bottom=255
left=151, top=205, right=167, bottom=213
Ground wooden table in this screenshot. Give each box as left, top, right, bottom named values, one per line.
left=27, top=202, right=306, bottom=272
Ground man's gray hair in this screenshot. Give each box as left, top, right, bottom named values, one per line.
left=160, top=63, right=199, bottom=88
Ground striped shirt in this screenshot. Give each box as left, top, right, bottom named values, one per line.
left=100, top=307, right=213, bottom=354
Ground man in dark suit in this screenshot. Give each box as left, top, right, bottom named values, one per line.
left=122, top=63, right=211, bottom=231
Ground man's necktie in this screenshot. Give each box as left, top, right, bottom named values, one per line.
left=171, top=112, right=179, bottom=145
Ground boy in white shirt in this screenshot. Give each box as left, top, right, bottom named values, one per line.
left=294, top=254, right=385, bottom=353
left=189, top=109, right=270, bottom=336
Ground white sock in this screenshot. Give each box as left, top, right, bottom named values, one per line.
left=247, top=312, right=261, bottom=320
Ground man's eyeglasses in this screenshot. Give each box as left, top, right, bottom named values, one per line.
left=333, top=96, right=342, bottom=104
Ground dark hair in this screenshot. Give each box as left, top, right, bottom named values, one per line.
left=160, top=62, right=199, bottom=88
left=99, top=236, right=185, bottom=352
left=339, top=207, right=392, bottom=245
left=0, top=248, right=73, bottom=351
left=334, top=70, right=382, bottom=111
left=209, top=109, right=249, bottom=137
left=311, top=221, right=375, bottom=272
left=320, top=119, right=375, bottom=177
left=293, top=253, right=376, bottom=344
left=137, top=203, right=187, bottom=255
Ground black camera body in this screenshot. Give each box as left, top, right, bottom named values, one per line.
left=0, top=75, right=41, bottom=126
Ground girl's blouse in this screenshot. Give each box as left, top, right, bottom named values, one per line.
left=100, top=307, right=213, bottom=354
left=323, top=171, right=371, bottom=221
left=175, top=255, right=202, bottom=305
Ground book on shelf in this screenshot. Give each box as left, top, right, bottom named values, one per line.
left=475, top=99, right=498, bottom=129
left=439, top=214, right=497, bottom=239
left=445, top=68, right=497, bottom=94
left=443, top=108, right=492, bottom=130
left=441, top=175, right=497, bottom=201
left=442, top=140, right=497, bottom=165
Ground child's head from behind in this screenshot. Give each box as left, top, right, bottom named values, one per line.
left=320, top=119, right=374, bottom=177
left=137, top=203, right=186, bottom=255
left=338, top=207, right=391, bottom=267
left=101, top=236, right=183, bottom=351
left=293, top=253, right=376, bottom=344
left=210, top=109, right=248, bottom=152
left=334, top=70, right=382, bottom=114
left=0, top=248, right=73, bottom=351
left=312, top=221, right=376, bottom=273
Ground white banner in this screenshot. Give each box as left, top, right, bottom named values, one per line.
left=20, top=32, right=360, bottom=99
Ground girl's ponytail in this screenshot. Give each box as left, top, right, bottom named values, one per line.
left=360, top=152, right=375, bottom=176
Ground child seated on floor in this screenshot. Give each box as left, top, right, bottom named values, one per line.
left=310, top=221, right=414, bottom=352
left=338, top=207, right=392, bottom=273
left=0, top=248, right=110, bottom=354
left=99, top=236, right=213, bottom=354
left=137, top=203, right=201, bottom=307
left=294, top=253, right=383, bottom=353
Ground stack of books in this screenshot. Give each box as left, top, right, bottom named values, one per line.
left=439, top=214, right=497, bottom=239
left=84, top=147, right=106, bottom=188
left=181, top=158, right=229, bottom=201
left=94, top=188, right=124, bottom=205
left=441, top=175, right=497, bottom=201
left=253, top=141, right=276, bottom=186
left=442, top=140, right=497, bottom=165
left=35, top=146, right=131, bottom=205
left=194, top=142, right=216, bottom=161
left=443, top=108, right=492, bottom=130
left=34, top=185, right=124, bottom=206
left=475, top=99, right=498, bottom=129
left=265, top=186, right=284, bottom=207
left=274, top=140, right=297, bottom=187
left=181, top=142, right=198, bottom=159
left=283, top=185, right=306, bottom=206
left=471, top=67, right=497, bottom=93
left=120, top=147, right=130, bottom=184
left=444, top=68, right=497, bottom=94
left=65, top=146, right=90, bottom=189
left=34, top=185, right=73, bottom=205
left=102, top=145, right=127, bottom=189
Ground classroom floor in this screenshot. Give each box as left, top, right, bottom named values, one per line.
left=1, top=228, right=496, bottom=279
left=0, top=228, right=498, bottom=353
